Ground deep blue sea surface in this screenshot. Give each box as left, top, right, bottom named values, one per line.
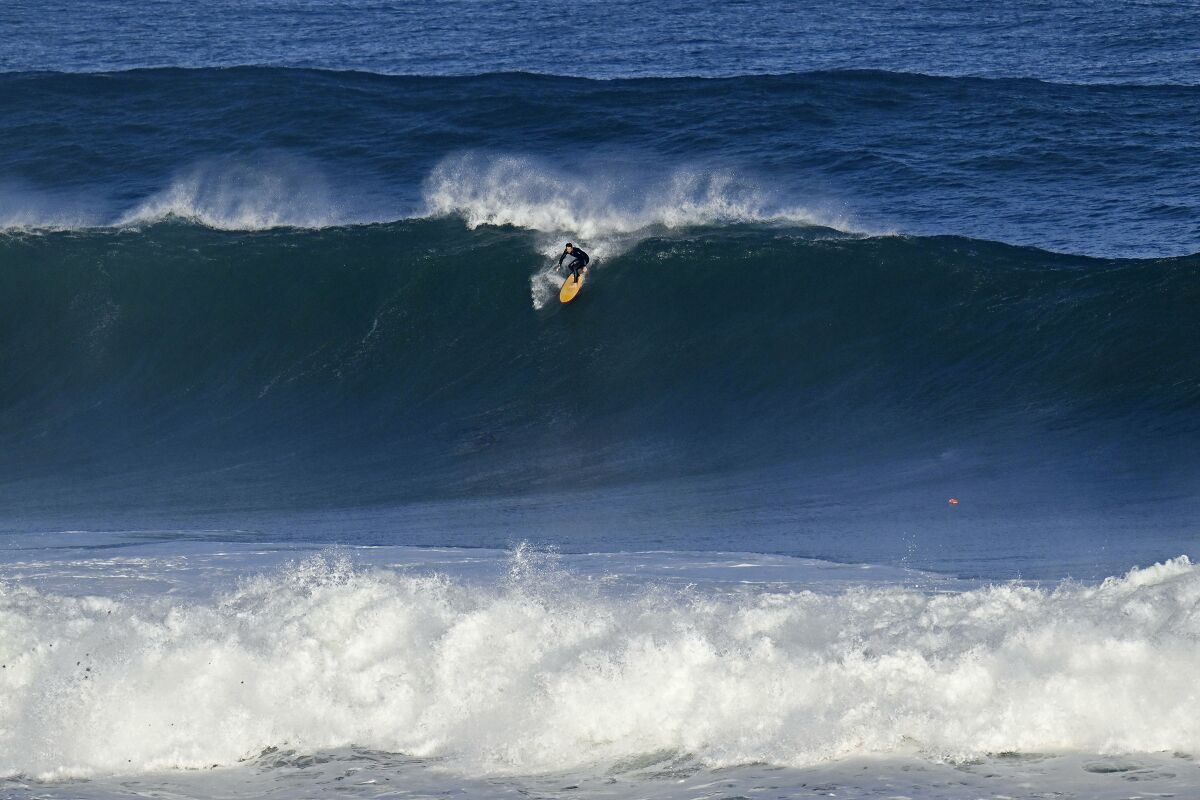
left=2, top=3, right=1200, bottom=798
left=8, top=0, right=1200, bottom=85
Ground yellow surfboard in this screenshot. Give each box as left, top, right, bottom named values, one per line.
left=559, top=268, right=587, bottom=304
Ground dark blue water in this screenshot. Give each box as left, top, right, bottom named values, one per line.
left=1, top=1, right=1198, bottom=580
left=7, top=0, right=1200, bottom=85
left=2, top=69, right=1198, bottom=257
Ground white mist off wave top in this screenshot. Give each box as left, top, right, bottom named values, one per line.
left=3, top=150, right=855, bottom=235
left=4, top=552, right=1199, bottom=780
left=117, top=154, right=350, bottom=230
left=423, top=153, right=851, bottom=238
left=0, top=155, right=360, bottom=232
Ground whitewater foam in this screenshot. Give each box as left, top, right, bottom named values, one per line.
left=3, top=549, right=1199, bottom=781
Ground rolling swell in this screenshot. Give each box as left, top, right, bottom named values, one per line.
left=2, top=220, right=1197, bottom=550
left=2, top=67, right=1198, bottom=256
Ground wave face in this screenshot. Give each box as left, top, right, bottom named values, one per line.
left=2, top=66, right=1199, bottom=576
left=4, top=550, right=1200, bottom=780
left=2, top=219, right=1198, bottom=575
left=1, top=68, right=1198, bottom=257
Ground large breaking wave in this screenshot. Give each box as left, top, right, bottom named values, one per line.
left=4, top=549, right=1200, bottom=779
left=1, top=65, right=1198, bottom=574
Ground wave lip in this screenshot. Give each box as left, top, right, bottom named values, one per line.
left=3, top=551, right=1200, bottom=780
left=423, top=152, right=857, bottom=238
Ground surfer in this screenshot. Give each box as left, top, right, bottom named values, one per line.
left=558, top=243, right=590, bottom=283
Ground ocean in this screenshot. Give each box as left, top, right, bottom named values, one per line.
left=2, top=2, right=1199, bottom=798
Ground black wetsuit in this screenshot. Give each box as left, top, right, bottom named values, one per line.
left=558, top=247, right=590, bottom=280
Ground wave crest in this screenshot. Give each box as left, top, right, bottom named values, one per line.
left=423, top=152, right=852, bottom=237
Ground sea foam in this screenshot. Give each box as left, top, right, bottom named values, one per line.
left=2, top=549, right=1199, bottom=780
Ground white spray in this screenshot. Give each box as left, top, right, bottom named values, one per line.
left=3, top=550, right=1200, bottom=780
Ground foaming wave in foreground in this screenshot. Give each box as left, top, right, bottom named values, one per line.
left=3, top=548, right=1200, bottom=781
